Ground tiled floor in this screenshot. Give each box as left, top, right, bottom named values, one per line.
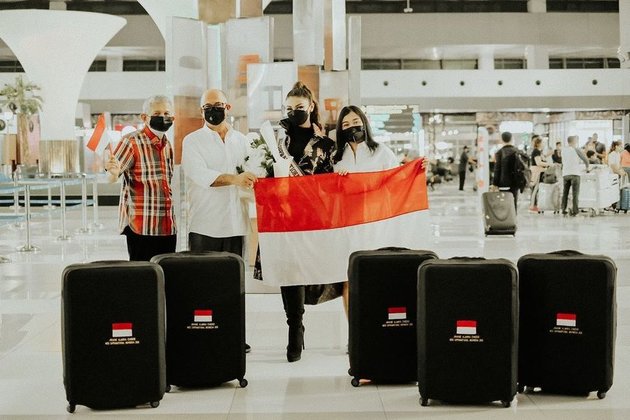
left=1, top=181, right=629, bottom=419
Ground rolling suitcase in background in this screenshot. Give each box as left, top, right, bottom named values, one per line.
left=618, top=187, right=630, bottom=213
left=536, top=182, right=561, bottom=213
left=152, top=252, right=247, bottom=389
left=417, top=258, right=518, bottom=407
left=62, top=261, right=166, bottom=413
left=517, top=251, right=616, bottom=398
left=482, top=191, right=516, bottom=236
left=348, top=248, right=438, bottom=386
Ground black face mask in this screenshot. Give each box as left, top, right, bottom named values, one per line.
left=204, top=106, right=226, bottom=125
left=149, top=116, right=173, bottom=132
left=342, top=126, right=366, bottom=143
left=287, top=110, right=309, bottom=126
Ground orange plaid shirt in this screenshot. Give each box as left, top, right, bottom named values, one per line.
left=114, top=126, right=176, bottom=236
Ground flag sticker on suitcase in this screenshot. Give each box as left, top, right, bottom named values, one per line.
left=193, top=309, right=213, bottom=323
left=188, top=308, right=219, bottom=330
left=382, top=306, right=413, bottom=328
left=550, top=312, right=583, bottom=335
left=105, top=322, right=140, bottom=346
left=450, top=319, right=484, bottom=343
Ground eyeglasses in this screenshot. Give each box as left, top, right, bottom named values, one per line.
left=202, top=102, right=226, bottom=109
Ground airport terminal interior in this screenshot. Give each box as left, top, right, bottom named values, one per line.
left=1, top=0, right=630, bottom=418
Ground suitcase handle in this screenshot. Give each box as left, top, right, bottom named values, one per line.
left=377, top=247, right=410, bottom=251
left=549, top=250, right=583, bottom=256
left=449, top=256, right=486, bottom=260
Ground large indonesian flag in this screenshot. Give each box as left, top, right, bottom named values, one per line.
left=254, top=160, right=430, bottom=286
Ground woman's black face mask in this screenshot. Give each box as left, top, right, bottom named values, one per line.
left=287, top=109, right=309, bottom=126
left=342, top=126, right=366, bottom=143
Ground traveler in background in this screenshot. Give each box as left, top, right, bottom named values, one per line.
left=333, top=105, right=400, bottom=318
left=586, top=150, right=601, bottom=165
left=105, top=95, right=177, bottom=261
left=607, top=140, right=626, bottom=181
left=457, top=146, right=475, bottom=191
left=561, top=135, right=590, bottom=217
left=551, top=141, right=562, bottom=164
left=529, top=136, right=550, bottom=212
left=593, top=132, right=607, bottom=163
left=491, top=131, right=521, bottom=212
left=621, top=144, right=630, bottom=180
left=181, top=89, right=256, bottom=353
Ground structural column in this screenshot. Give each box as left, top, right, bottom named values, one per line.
left=0, top=10, right=126, bottom=173
left=619, top=0, right=630, bottom=69
left=527, top=0, right=547, bottom=13
left=525, top=45, right=549, bottom=69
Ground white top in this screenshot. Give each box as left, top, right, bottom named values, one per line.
left=608, top=150, right=621, bottom=168
left=561, top=146, right=588, bottom=177
left=181, top=125, right=250, bottom=238
left=333, top=142, right=400, bottom=173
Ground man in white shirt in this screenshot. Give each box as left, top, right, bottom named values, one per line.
left=561, top=135, right=590, bottom=217
left=181, top=90, right=256, bottom=351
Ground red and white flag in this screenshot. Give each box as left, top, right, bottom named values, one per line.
left=194, top=309, right=213, bottom=322
left=86, top=113, right=111, bottom=154
left=112, top=322, right=133, bottom=338
left=456, top=320, right=477, bottom=335
left=388, top=307, right=407, bottom=320
left=254, top=160, right=430, bottom=286
left=556, top=313, right=576, bottom=327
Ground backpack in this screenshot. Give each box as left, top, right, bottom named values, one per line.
left=513, top=150, right=531, bottom=192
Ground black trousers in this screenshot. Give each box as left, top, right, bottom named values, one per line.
left=458, top=170, right=466, bottom=190
left=499, top=186, right=519, bottom=214
left=188, top=232, right=244, bottom=257
left=123, top=226, right=177, bottom=262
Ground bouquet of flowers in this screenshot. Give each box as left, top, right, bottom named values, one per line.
left=237, top=132, right=275, bottom=178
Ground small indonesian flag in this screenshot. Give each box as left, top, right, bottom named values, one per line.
left=86, top=113, right=111, bottom=154
left=457, top=320, right=477, bottom=335
left=112, top=323, right=133, bottom=338
left=556, top=313, right=576, bottom=327
left=388, top=307, right=407, bottom=320
left=194, top=309, right=213, bottom=322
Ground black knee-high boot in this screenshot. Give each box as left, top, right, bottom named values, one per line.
left=281, top=285, right=305, bottom=362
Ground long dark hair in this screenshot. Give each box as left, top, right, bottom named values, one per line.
left=333, top=105, right=379, bottom=163
left=286, top=81, right=322, bottom=130
left=609, top=140, right=621, bottom=154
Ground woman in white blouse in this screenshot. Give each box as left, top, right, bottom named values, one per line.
left=333, top=105, right=399, bottom=175
left=608, top=140, right=626, bottom=180
left=333, top=105, right=400, bottom=316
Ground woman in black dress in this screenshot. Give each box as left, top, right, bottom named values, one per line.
left=255, top=81, right=337, bottom=362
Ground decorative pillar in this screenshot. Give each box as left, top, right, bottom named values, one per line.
left=478, top=48, right=495, bottom=70
left=138, top=0, right=198, bottom=40
left=293, top=0, right=325, bottom=66
left=619, top=0, right=630, bottom=69
left=323, top=0, right=346, bottom=71
left=525, top=45, right=549, bottom=69
left=0, top=10, right=125, bottom=173
left=347, top=16, right=362, bottom=105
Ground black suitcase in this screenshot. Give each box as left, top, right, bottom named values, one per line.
left=482, top=191, right=516, bottom=236
left=152, top=252, right=247, bottom=389
left=517, top=250, right=616, bottom=398
left=417, top=258, right=518, bottom=407
left=348, top=248, right=438, bottom=386
left=62, top=261, right=166, bottom=413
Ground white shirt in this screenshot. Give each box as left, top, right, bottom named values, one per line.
left=181, top=125, right=250, bottom=238
left=608, top=150, right=621, bottom=168
left=333, top=142, right=400, bottom=173
left=561, top=146, right=588, bottom=177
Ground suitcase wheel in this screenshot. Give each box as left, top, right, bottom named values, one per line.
left=501, top=400, right=511, bottom=408
left=239, top=378, right=249, bottom=388
left=351, top=377, right=360, bottom=387
left=165, top=385, right=171, bottom=393
left=150, top=401, right=160, bottom=408
left=517, top=384, right=525, bottom=393
left=420, top=397, right=429, bottom=407
left=597, top=391, right=607, bottom=400
left=66, top=403, right=76, bottom=414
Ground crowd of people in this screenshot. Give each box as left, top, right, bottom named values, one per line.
left=104, top=82, right=407, bottom=364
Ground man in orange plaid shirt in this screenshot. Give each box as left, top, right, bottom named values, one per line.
left=105, top=95, right=177, bottom=261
